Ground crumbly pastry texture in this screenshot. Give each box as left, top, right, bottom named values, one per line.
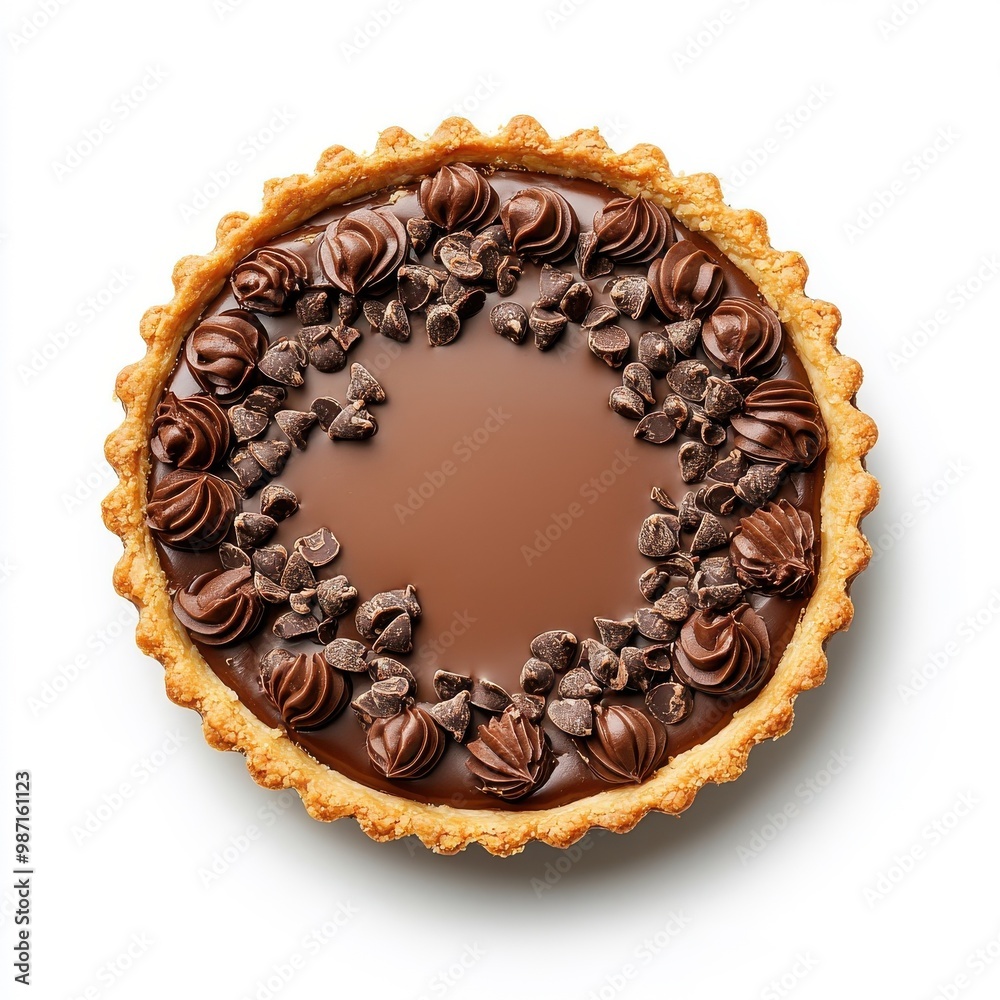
left=103, top=116, right=878, bottom=856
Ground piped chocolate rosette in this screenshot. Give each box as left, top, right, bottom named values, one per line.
left=106, top=122, right=876, bottom=856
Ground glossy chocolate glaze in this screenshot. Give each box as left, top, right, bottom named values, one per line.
left=150, top=171, right=822, bottom=809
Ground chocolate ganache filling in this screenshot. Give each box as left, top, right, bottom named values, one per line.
left=147, top=167, right=825, bottom=810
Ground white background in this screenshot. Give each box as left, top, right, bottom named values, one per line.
left=2, top=0, right=998, bottom=997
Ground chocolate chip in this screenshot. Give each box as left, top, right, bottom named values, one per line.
left=247, top=439, right=291, bottom=476
left=708, top=448, right=748, bottom=484
left=428, top=691, right=471, bottom=741
left=696, top=415, right=728, bottom=448
left=576, top=230, right=612, bottom=279
left=638, top=513, right=680, bottom=558
left=331, top=324, right=361, bottom=353
left=406, top=217, right=435, bottom=255
left=581, top=304, right=620, bottom=329
left=298, top=325, right=346, bottom=373
left=363, top=300, right=386, bottom=331
left=474, top=224, right=509, bottom=252
left=558, top=667, right=602, bottom=701
left=661, top=394, right=689, bottom=428
left=244, top=385, right=286, bottom=416
left=620, top=647, right=653, bottom=692
left=640, top=644, right=673, bottom=673
left=295, top=288, right=332, bottom=325
left=397, top=264, right=442, bottom=310
left=329, top=400, right=378, bottom=440
left=638, top=330, right=676, bottom=373
left=655, top=586, right=693, bottom=622
left=490, top=302, right=528, bottom=343
left=692, top=581, right=743, bottom=610
left=495, top=255, right=521, bottom=296
left=520, top=658, right=555, bottom=696
left=529, top=630, right=578, bottom=672
left=229, top=405, right=269, bottom=442
left=255, top=573, right=289, bottom=603
left=323, top=638, right=369, bottom=673
left=610, top=385, right=646, bottom=420
left=547, top=698, right=593, bottom=737
left=316, top=575, right=357, bottom=618
left=588, top=325, right=630, bottom=368
left=699, top=482, right=737, bottom=516
left=622, top=363, right=656, bottom=406
left=559, top=281, right=592, bottom=322
left=372, top=613, right=413, bottom=654
left=704, top=376, right=744, bottom=420
left=310, top=397, right=343, bottom=432
left=273, top=611, right=319, bottom=640
left=252, top=544, right=287, bottom=582
left=470, top=679, right=512, bottom=713
left=700, top=555, right=738, bottom=586
left=470, top=236, right=501, bottom=283
left=343, top=364, right=384, bottom=407
left=295, top=527, right=341, bottom=566
left=338, top=294, right=360, bottom=325
left=433, top=231, right=473, bottom=268
left=678, top=491, right=702, bottom=531
left=289, top=589, right=316, bottom=615
left=433, top=669, right=473, bottom=701
left=665, top=319, right=701, bottom=356
left=650, top=487, right=678, bottom=512
left=368, top=657, right=415, bottom=693
left=351, top=689, right=395, bottom=729
left=234, top=512, right=277, bottom=549
left=639, top=566, right=672, bottom=602
left=535, top=264, right=573, bottom=308
left=443, top=251, right=483, bottom=282
left=425, top=303, right=461, bottom=346
left=274, top=409, right=316, bottom=449
left=609, top=275, right=652, bottom=319
left=219, top=542, right=251, bottom=570
left=259, top=484, right=299, bottom=521
left=316, top=617, right=339, bottom=645
left=227, top=448, right=267, bottom=494
left=510, top=692, right=546, bottom=724
left=280, top=551, right=316, bottom=592
left=729, top=376, right=760, bottom=396
left=634, top=607, right=679, bottom=642
left=634, top=412, right=676, bottom=445
left=735, top=465, right=784, bottom=506
left=530, top=305, right=567, bottom=350
left=379, top=300, right=411, bottom=342
left=581, top=638, right=626, bottom=690
left=259, top=647, right=296, bottom=679
left=593, top=618, right=636, bottom=652
left=442, top=280, right=486, bottom=320
left=666, top=359, right=709, bottom=401
left=370, top=676, right=410, bottom=715
left=678, top=441, right=714, bottom=483
left=258, top=339, right=306, bottom=387
left=646, top=682, right=694, bottom=725
left=355, top=587, right=421, bottom=638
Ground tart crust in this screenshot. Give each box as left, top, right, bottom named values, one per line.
left=103, top=116, right=878, bottom=856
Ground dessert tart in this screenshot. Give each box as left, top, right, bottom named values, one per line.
left=103, top=117, right=877, bottom=856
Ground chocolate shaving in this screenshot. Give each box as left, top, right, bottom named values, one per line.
left=369, top=677, right=410, bottom=715
left=368, top=657, right=415, bottom=693
left=316, top=616, right=339, bottom=644
left=254, top=573, right=289, bottom=604
left=406, top=217, right=435, bottom=255
left=397, top=264, right=444, bottom=310
left=227, top=447, right=267, bottom=494
left=735, top=464, right=784, bottom=506
left=576, top=230, right=613, bottom=279
left=623, top=362, right=656, bottom=405
left=495, top=255, right=521, bottom=296
left=704, top=376, right=744, bottom=420
left=298, top=325, right=346, bottom=373
left=661, top=394, right=689, bottom=429
left=581, top=638, right=627, bottom=690
left=655, top=586, right=694, bottom=622
left=295, top=289, right=332, bottom=325
left=288, top=589, right=316, bottom=615
left=708, top=449, right=748, bottom=484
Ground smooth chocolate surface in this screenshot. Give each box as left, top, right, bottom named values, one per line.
left=150, top=170, right=822, bottom=809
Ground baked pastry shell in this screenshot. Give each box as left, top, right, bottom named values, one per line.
left=103, top=116, right=879, bottom=856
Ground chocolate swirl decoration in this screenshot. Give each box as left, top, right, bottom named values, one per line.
left=499, top=187, right=579, bottom=261
left=731, top=499, right=816, bottom=597
left=318, top=207, right=408, bottom=296
left=647, top=240, right=724, bottom=320
left=671, top=604, right=771, bottom=696
left=262, top=651, right=351, bottom=730
left=582, top=705, right=669, bottom=785
left=150, top=392, right=230, bottom=471
left=172, top=565, right=263, bottom=646
left=146, top=469, right=236, bottom=550
left=231, top=247, right=307, bottom=315
left=730, top=379, right=827, bottom=467
left=418, top=163, right=500, bottom=232
left=702, top=297, right=782, bottom=376
left=367, top=706, right=444, bottom=780
left=185, top=309, right=267, bottom=402
left=592, top=195, right=673, bottom=264
left=466, top=706, right=555, bottom=801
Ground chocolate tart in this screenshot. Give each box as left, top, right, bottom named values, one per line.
left=103, top=117, right=878, bottom=856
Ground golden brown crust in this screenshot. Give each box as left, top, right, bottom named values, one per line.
left=103, top=116, right=879, bottom=857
